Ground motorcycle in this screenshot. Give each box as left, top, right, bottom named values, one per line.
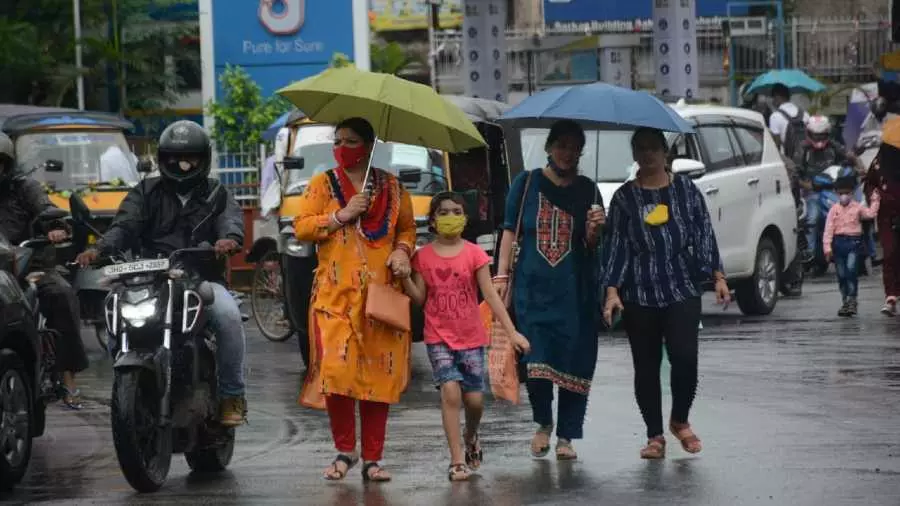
left=0, top=207, right=78, bottom=489
left=66, top=208, right=113, bottom=353
left=69, top=187, right=241, bottom=493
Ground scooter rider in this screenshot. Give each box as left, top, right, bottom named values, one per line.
left=795, top=116, right=860, bottom=258
left=0, top=132, right=88, bottom=409
left=75, top=120, right=248, bottom=427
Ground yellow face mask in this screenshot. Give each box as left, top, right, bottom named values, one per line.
left=644, top=204, right=669, bottom=226
left=435, top=215, right=467, bottom=237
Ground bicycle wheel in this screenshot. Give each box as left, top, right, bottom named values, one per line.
left=251, top=250, right=294, bottom=342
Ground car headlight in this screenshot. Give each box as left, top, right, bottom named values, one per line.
left=120, top=297, right=157, bottom=328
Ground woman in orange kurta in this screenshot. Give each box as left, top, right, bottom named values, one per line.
left=294, top=117, right=416, bottom=482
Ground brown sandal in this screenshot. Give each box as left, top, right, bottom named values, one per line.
left=465, top=432, right=483, bottom=470
left=640, top=436, right=666, bottom=459
left=555, top=439, right=578, bottom=461
left=670, top=423, right=702, bottom=454
left=531, top=425, right=553, bottom=458
left=448, top=463, right=472, bottom=482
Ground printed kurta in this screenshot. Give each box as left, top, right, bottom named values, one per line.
left=294, top=168, right=416, bottom=406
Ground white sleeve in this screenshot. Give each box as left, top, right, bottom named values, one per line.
left=769, top=113, right=786, bottom=137
left=274, top=127, right=290, bottom=163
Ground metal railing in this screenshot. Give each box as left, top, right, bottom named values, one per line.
left=433, top=16, right=893, bottom=93
left=212, top=144, right=263, bottom=209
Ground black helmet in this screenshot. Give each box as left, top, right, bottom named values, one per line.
left=157, top=120, right=211, bottom=193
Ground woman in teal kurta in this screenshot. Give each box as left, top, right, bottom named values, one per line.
left=494, top=120, right=605, bottom=460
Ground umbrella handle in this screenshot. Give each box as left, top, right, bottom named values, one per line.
left=361, top=136, right=378, bottom=192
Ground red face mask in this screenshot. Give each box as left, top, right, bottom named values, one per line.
left=333, top=144, right=368, bottom=169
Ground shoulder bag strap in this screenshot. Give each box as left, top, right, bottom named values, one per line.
left=506, top=171, right=534, bottom=304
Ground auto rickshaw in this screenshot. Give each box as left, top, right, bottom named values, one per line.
left=0, top=105, right=142, bottom=350
left=246, top=98, right=510, bottom=367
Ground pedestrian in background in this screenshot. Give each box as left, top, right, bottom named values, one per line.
left=864, top=117, right=900, bottom=316
left=824, top=171, right=880, bottom=317
left=402, top=192, right=529, bottom=481
left=293, top=117, right=416, bottom=482
left=494, top=119, right=605, bottom=461
left=602, top=127, right=730, bottom=459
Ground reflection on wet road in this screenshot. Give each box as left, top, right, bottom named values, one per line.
left=4, top=277, right=900, bottom=505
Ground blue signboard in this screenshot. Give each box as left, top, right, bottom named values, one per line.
left=212, top=0, right=355, bottom=98
left=544, top=0, right=747, bottom=23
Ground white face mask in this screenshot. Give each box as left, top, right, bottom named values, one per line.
left=839, top=194, right=853, bottom=206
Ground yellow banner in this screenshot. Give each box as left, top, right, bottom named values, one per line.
left=369, top=0, right=463, bottom=32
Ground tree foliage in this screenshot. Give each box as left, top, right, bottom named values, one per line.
left=370, top=41, right=417, bottom=76
left=0, top=0, right=197, bottom=110
left=206, top=65, right=290, bottom=151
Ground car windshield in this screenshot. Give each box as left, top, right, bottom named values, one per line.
left=15, top=130, right=140, bottom=189
left=520, top=128, right=679, bottom=182
left=284, top=125, right=447, bottom=195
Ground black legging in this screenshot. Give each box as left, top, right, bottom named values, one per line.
left=622, top=297, right=701, bottom=439
left=36, top=272, right=88, bottom=374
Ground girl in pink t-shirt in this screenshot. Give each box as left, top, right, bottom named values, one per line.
left=402, top=193, right=529, bottom=482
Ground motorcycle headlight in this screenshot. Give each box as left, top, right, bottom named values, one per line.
left=120, top=297, right=158, bottom=328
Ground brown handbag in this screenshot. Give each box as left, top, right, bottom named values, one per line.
left=365, top=278, right=411, bottom=332
left=355, top=230, right=411, bottom=332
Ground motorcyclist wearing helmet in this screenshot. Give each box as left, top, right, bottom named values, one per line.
left=794, top=115, right=858, bottom=183
left=0, top=132, right=89, bottom=409
left=75, top=121, right=248, bottom=426
left=795, top=116, right=861, bottom=259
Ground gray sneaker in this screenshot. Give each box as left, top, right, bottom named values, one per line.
left=881, top=300, right=897, bottom=317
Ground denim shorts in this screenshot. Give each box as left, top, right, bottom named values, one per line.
left=425, top=343, right=486, bottom=393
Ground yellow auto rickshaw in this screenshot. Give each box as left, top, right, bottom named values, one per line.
left=0, top=106, right=140, bottom=224
left=0, top=105, right=142, bottom=350
left=247, top=98, right=511, bottom=366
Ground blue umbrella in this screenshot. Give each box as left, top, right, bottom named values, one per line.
left=262, top=109, right=306, bottom=142
left=745, top=69, right=826, bottom=95
left=499, top=82, right=694, bottom=133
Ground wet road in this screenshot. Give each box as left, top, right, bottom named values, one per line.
left=4, top=276, right=900, bottom=505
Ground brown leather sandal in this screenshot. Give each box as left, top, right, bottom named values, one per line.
left=670, top=423, right=702, bottom=454
left=448, top=463, right=472, bottom=482
left=531, top=425, right=553, bottom=458
left=555, top=439, right=578, bottom=461
left=640, top=436, right=666, bottom=459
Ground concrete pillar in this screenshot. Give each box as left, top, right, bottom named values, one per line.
left=597, top=34, right=641, bottom=89
left=652, top=0, right=699, bottom=99
left=463, top=0, right=508, bottom=101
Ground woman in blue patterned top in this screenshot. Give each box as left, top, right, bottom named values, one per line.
left=494, top=120, right=605, bottom=461
left=602, top=127, right=731, bottom=460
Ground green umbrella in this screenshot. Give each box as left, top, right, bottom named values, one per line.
left=276, top=67, right=486, bottom=154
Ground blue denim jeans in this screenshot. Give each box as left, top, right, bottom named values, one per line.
left=805, top=195, right=822, bottom=256
left=207, top=282, right=247, bottom=397
left=833, top=235, right=861, bottom=300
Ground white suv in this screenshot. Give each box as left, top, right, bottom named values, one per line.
left=516, top=104, right=798, bottom=315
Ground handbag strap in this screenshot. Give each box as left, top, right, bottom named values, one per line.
left=506, top=170, right=534, bottom=303
left=353, top=224, right=398, bottom=286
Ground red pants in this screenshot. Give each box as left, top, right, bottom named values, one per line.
left=325, top=394, right=389, bottom=461
left=878, top=211, right=900, bottom=298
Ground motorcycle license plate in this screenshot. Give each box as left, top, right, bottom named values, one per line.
left=103, top=259, right=170, bottom=277
left=87, top=234, right=96, bottom=245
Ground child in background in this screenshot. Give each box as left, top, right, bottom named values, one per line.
left=824, top=174, right=880, bottom=317
left=402, top=192, right=530, bottom=482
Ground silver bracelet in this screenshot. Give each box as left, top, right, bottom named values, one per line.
left=331, top=211, right=345, bottom=227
